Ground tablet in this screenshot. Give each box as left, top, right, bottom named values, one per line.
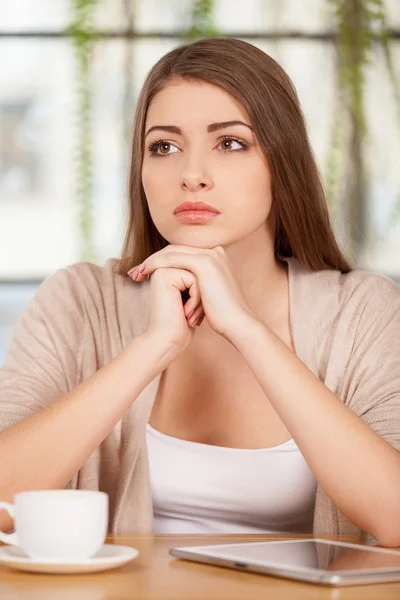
left=169, top=538, right=400, bottom=586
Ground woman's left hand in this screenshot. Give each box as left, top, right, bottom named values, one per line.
left=127, top=245, right=259, bottom=340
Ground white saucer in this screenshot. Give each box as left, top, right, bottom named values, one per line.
left=0, top=543, right=139, bottom=574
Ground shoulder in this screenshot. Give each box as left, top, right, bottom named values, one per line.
left=35, top=258, right=128, bottom=307
left=336, top=268, right=400, bottom=326
left=312, top=265, right=400, bottom=350
left=44, top=258, right=123, bottom=292
left=22, top=258, right=143, bottom=337
left=287, top=258, right=400, bottom=372
left=338, top=267, right=399, bottom=300
left=40, top=259, right=150, bottom=338
left=288, top=256, right=399, bottom=317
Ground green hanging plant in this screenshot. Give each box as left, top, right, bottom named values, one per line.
left=186, top=0, right=220, bottom=40
left=379, top=5, right=400, bottom=223
left=67, top=0, right=100, bottom=262
left=326, top=0, right=400, bottom=224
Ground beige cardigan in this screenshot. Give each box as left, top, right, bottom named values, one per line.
left=1, top=256, right=399, bottom=538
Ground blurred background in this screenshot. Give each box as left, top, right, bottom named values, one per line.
left=0, top=0, right=399, bottom=363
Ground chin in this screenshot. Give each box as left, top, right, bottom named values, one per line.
left=167, top=233, right=221, bottom=249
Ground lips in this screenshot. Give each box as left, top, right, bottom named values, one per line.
left=173, top=201, right=220, bottom=214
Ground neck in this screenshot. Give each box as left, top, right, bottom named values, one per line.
left=225, top=222, right=288, bottom=321
left=198, top=222, right=289, bottom=338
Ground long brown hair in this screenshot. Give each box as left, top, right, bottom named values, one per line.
left=118, top=37, right=352, bottom=276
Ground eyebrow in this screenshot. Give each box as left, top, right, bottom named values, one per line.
left=144, top=120, right=254, bottom=139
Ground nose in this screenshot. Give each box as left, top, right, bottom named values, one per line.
left=180, top=163, right=213, bottom=192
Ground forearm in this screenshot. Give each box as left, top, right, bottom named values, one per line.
left=0, top=332, right=174, bottom=530
left=229, top=316, right=400, bottom=547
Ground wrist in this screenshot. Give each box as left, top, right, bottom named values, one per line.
left=126, top=331, right=179, bottom=371
left=224, top=311, right=263, bottom=346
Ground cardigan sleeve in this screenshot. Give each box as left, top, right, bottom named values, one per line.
left=0, top=266, right=87, bottom=433
left=342, top=275, right=400, bottom=452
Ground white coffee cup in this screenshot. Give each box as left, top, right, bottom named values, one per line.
left=0, top=490, right=108, bottom=561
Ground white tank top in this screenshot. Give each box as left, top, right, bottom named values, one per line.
left=146, top=423, right=317, bottom=534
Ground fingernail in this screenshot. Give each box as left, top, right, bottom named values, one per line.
left=131, top=269, right=139, bottom=280
left=127, top=267, right=137, bottom=275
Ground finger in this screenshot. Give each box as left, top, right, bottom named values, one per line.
left=135, top=252, right=209, bottom=281
left=183, top=280, right=202, bottom=319
left=196, top=314, right=205, bottom=327
left=187, top=305, right=205, bottom=327
left=149, top=267, right=202, bottom=319
left=147, top=267, right=204, bottom=322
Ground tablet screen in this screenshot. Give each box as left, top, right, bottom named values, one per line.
left=178, top=540, right=400, bottom=573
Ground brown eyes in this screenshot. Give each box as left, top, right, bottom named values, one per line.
left=147, top=135, right=249, bottom=157
left=150, top=142, right=173, bottom=155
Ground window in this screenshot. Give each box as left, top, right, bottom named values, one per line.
left=0, top=0, right=399, bottom=362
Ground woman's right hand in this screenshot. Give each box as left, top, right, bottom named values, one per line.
left=143, top=267, right=205, bottom=354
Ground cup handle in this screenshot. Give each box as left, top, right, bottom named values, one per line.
left=0, top=502, right=19, bottom=547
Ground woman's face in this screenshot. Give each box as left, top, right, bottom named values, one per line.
left=142, top=78, right=274, bottom=249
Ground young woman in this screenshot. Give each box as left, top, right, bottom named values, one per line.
left=0, top=38, right=399, bottom=546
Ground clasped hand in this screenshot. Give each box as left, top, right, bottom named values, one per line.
left=127, top=244, right=258, bottom=340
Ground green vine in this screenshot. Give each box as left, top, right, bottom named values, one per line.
left=326, top=0, right=400, bottom=224
left=378, top=5, right=400, bottom=223
left=186, top=0, right=220, bottom=40
left=67, top=0, right=100, bottom=262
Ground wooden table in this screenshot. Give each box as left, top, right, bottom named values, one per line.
left=1, top=533, right=399, bottom=599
